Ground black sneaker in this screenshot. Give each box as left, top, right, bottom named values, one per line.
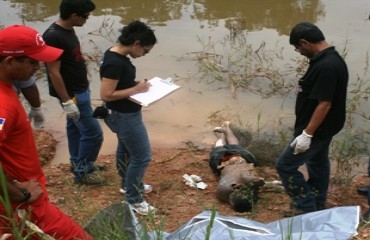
left=316, top=204, right=327, bottom=211
left=75, top=172, right=107, bottom=186
left=283, top=208, right=307, bottom=217
left=93, top=163, right=107, bottom=171
left=361, top=209, right=370, bottom=223
left=283, top=204, right=314, bottom=217
left=357, top=186, right=369, bottom=196
left=70, top=162, right=107, bottom=173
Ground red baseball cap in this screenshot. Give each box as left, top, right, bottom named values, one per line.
left=0, top=25, right=63, bottom=62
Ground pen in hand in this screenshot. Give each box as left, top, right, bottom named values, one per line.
left=144, top=78, right=152, bottom=87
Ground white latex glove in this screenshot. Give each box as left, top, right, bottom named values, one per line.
left=28, top=106, right=44, bottom=129
left=62, top=100, right=80, bottom=120
left=290, top=130, right=313, bottom=155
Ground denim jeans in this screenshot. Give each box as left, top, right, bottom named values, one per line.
left=66, top=89, right=103, bottom=180
left=368, top=156, right=370, bottom=176
left=276, top=137, right=332, bottom=212
left=104, top=110, right=151, bottom=204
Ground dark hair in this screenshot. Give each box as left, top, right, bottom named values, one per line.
left=229, top=183, right=260, bottom=212
left=118, top=20, right=157, bottom=47
left=229, top=185, right=259, bottom=212
left=289, top=22, right=325, bottom=46
left=59, top=0, right=96, bottom=20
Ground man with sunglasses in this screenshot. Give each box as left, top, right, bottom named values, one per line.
left=0, top=24, right=93, bottom=240
left=276, top=22, right=348, bottom=217
left=43, top=0, right=106, bottom=185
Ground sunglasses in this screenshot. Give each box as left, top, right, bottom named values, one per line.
left=294, top=45, right=301, bottom=52
left=77, top=13, right=90, bottom=19
left=143, top=47, right=151, bottom=54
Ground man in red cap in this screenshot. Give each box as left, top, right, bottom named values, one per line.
left=0, top=25, right=93, bottom=239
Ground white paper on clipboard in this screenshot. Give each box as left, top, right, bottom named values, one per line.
left=128, top=77, right=180, bottom=107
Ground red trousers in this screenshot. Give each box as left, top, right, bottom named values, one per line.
left=0, top=198, right=93, bottom=240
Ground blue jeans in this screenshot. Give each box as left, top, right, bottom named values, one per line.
left=276, top=137, right=332, bottom=212
left=104, top=110, right=151, bottom=204
left=66, top=89, right=103, bottom=180
left=368, top=156, right=370, bottom=176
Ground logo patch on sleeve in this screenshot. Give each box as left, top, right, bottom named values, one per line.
left=0, top=118, right=5, bottom=131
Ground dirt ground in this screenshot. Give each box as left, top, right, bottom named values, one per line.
left=34, top=129, right=370, bottom=239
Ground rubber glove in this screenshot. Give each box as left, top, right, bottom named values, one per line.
left=290, top=130, right=313, bottom=155
left=28, top=106, right=44, bottom=129
left=62, top=100, right=80, bottom=120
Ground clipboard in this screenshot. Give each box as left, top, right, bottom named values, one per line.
left=128, top=77, right=180, bottom=107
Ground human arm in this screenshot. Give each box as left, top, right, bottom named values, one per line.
left=45, top=61, right=79, bottom=119
left=45, top=61, right=70, bottom=102
left=20, top=84, right=44, bottom=129
left=100, top=77, right=150, bottom=102
left=20, top=83, right=41, bottom=109
left=304, top=100, right=332, bottom=136
left=1, top=177, right=43, bottom=204
left=290, top=100, right=332, bottom=154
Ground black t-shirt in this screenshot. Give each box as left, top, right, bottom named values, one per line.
left=99, top=50, right=141, bottom=113
left=294, top=47, right=348, bottom=139
left=43, top=23, right=89, bottom=98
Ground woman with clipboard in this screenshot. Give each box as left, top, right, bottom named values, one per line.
left=99, top=20, right=157, bottom=216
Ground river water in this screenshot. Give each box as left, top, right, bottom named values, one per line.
left=1, top=0, right=370, bottom=164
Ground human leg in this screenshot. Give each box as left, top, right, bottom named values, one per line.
left=222, top=121, right=239, bottom=145
left=71, top=90, right=104, bottom=182
left=66, top=118, right=80, bottom=170
left=116, top=139, right=130, bottom=190
left=213, top=127, right=225, bottom=147
left=105, top=111, right=152, bottom=204
left=30, top=199, right=93, bottom=240
left=120, top=112, right=151, bottom=204
left=362, top=190, right=370, bottom=222
left=305, top=138, right=331, bottom=208
left=276, top=138, right=325, bottom=212
left=357, top=157, right=370, bottom=196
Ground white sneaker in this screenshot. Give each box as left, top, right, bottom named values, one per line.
left=130, top=200, right=157, bottom=216
left=119, top=184, right=153, bottom=194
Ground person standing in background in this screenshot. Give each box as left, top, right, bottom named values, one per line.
left=100, top=20, right=157, bottom=215
left=14, top=77, right=44, bottom=129
left=276, top=22, right=348, bottom=217
left=364, top=185, right=370, bottom=222
left=0, top=24, right=92, bottom=240
left=43, top=0, right=106, bottom=185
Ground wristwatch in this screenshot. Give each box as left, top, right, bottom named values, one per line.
left=19, top=188, right=31, bottom=203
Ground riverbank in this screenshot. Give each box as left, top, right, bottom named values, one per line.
left=35, top=129, right=370, bottom=239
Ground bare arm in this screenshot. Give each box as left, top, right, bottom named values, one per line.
left=20, top=84, right=41, bottom=108
left=45, top=61, right=70, bottom=102
left=1, top=177, right=43, bottom=204
left=304, top=100, right=332, bottom=136
left=100, top=77, right=150, bottom=102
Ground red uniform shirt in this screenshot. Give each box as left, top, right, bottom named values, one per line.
left=0, top=81, right=47, bottom=208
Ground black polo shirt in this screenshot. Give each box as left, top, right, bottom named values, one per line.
left=294, top=47, right=348, bottom=139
